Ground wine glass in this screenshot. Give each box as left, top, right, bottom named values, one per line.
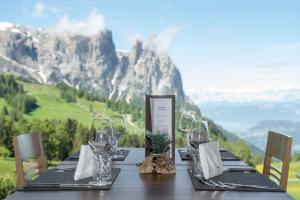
left=88, top=118, right=113, bottom=186
left=188, top=119, right=209, bottom=155
left=179, top=113, right=197, bottom=156
left=110, top=115, right=126, bottom=156
left=198, top=120, right=209, bottom=139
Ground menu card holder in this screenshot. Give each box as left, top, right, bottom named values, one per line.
left=145, top=95, right=175, bottom=162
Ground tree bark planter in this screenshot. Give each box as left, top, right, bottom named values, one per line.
left=139, top=153, right=176, bottom=174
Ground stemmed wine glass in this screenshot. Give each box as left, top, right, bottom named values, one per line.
left=188, top=118, right=209, bottom=178
left=179, top=113, right=197, bottom=156
left=88, top=118, right=113, bottom=186
left=110, top=115, right=126, bottom=157
left=188, top=119, right=209, bottom=152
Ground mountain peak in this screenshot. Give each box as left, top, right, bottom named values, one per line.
left=129, top=40, right=143, bottom=65
left=0, top=26, right=186, bottom=103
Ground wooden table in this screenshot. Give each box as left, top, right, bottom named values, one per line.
left=5, top=148, right=294, bottom=200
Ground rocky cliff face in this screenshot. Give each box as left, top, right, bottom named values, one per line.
left=0, top=22, right=185, bottom=102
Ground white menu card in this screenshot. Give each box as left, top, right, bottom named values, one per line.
left=150, top=98, right=173, bottom=157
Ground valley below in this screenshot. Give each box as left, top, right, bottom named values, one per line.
left=198, top=101, right=300, bottom=151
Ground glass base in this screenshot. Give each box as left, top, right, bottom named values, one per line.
left=89, top=180, right=112, bottom=186
left=112, top=154, right=125, bottom=159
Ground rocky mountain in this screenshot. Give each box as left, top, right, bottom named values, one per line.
left=0, top=22, right=264, bottom=156
left=0, top=22, right=185, bottom=102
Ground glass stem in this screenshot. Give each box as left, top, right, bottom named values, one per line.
left=99, top=154, right=103, bottom=182
left=186, top=132, right=190, bottom=154
left=115, top=138, right=119, bottom=150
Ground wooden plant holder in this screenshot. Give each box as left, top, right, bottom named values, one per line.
left=140, top=153, right=176, bottom=174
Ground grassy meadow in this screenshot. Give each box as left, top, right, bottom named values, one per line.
left=0, top=81, right=142, bottom=134
left=256, top=162, right=300, bottom=199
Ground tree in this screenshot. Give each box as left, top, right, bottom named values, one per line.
left=0, top=116, right=18, bottom=156
left=0, top=74, right=38, bottom=114
left=293, top=151, right=300, bottom=161
left=56, top=82, right=77, bottom=103
left=73, top=123, right=90, bottom=151
left=2, top=106, right=8, bottom=115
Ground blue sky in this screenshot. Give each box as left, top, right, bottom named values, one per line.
left=1, top=0, right=300, bottom=102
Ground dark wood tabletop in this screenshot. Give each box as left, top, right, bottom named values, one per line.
left=5, top=148, right=294, bottom=200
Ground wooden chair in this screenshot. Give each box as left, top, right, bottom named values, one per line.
left=13, top=132, right=47, bottom=189
left=263, top=131, right=292, bottom=191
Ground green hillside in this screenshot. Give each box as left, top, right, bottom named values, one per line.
left=0, top=76, right=261, bottom=163
left=0, top=81, right=142, bottom=134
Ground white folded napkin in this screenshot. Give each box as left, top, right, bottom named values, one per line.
left=199, top=141, right=223, bottom=179
left=74, top=145, right=94, bottom=181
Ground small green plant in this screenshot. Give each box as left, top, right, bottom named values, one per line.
left=145, top=130, right=171, bottom=154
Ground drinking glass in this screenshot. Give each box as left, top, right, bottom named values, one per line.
left=110, top=115, right=126, bottom=156
left=93, top=153, right=112, bottom=181
left=198, top=120, right=209, bottom=139
left=89, top=118, right=113, bottom=186
left=179, top=113, right=197, bottom=156
left=188, top=120, right=209, bottom=153
left=188, top=119, right=208, bottom=179
left=192, top=153, right=204, bottom=178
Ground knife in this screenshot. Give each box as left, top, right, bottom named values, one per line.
left=24, top=183, right=96, bottom=189
left=225, top=168, right=256, bottom=172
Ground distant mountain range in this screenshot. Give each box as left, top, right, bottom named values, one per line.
left=194, top=100, right=300, bottom=151
left=197, top=101, right=300, bottom=131
left=241, top=120, right=300, bottom=151
left=0, top=22, right=185, bottom=103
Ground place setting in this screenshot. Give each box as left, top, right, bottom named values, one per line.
left=178, top=149, right=241, bottom=162
left=178, top=113, right=241, bottom=162
left=187, top=141, right=283, bottom=192
left=66, top=115, right=130, bottom=162
left=22, top=117, right=124, bottom=191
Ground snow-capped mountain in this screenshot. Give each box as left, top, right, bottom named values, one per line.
left=0, top=22, right=185, bottom=102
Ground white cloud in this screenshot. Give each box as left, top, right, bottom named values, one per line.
left=146, top=26, right=180, bottom=54
left=32, top=1, right=64, bottom=17
left=188, top=87, right=300, bottom=104
left=0, top=22, right=13, bottom=31
left=33, top=2, right=45, bottom=17
left=48, top=10, right=105, bottom=37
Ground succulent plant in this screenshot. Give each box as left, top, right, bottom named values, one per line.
left=145, top=130, right=171, bottom=154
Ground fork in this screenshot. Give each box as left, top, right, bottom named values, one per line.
left=199, top=179, right=233, bottom=189
left=198, top=178, right=215, bottom=187
left=199, top=178, right=277, bottom=190
left=218, top=181, right=278, bottom=189
left=54, top=167, right=76, bottom=171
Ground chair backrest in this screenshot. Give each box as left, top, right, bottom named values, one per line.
left=13, top=132, right=47, bottom=189
left=263, top=131, right=292, bottom=191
